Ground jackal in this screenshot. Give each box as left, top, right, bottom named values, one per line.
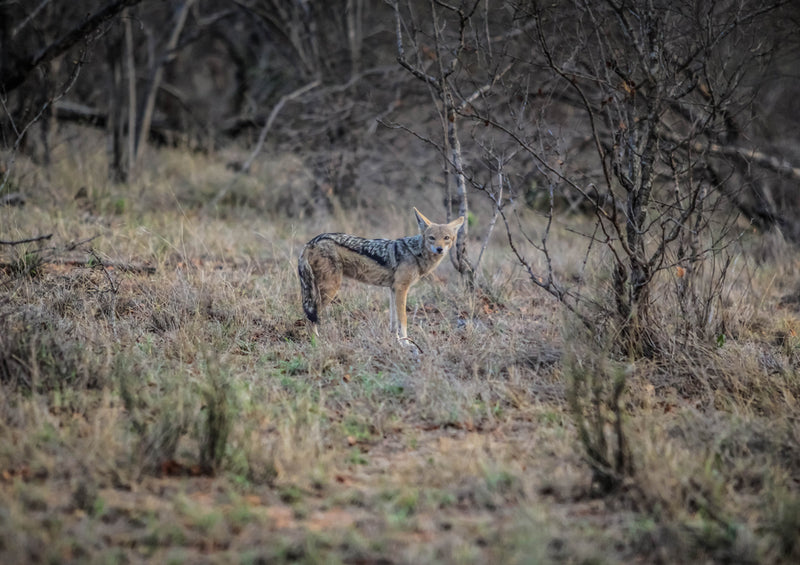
left=298, top=208, right=464, bottom=341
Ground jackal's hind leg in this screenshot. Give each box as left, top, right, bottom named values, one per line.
left=317, top=272, right=342, bottom=311
left=309, top=249, right=343, bottom=314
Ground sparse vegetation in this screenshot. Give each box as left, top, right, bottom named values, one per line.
left=0, top=144, right=799, bottom=564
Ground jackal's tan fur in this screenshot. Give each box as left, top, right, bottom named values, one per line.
left=298, top=208, right=464, bottom=340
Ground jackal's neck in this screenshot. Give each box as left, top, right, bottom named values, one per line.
left=403, top=234, right=423, bottom=253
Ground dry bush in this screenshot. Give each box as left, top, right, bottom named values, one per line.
left=555, top=230, right=800, bottom=563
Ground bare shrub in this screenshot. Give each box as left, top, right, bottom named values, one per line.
left=198, top=361, right=233, bottom=475
left=389, top=0, right=799, bottom=358
left=564, top=323, right=633, bottom=494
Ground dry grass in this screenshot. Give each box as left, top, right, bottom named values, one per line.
left=1, top=143, right=799, bottom=564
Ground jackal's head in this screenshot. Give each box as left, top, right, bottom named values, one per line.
left=414, top=208, right=465, bottom=255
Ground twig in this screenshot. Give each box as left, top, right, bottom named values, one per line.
left=475, top=158, right=506, bottom=272
left=88, top=249, right=119, bottom=339
left=65, top=234, right=101, bottom=251
left=11, top=0, right=53, bottom=38
left=2, top=36, right=91, bottom=192
left=88, top=249, right=119, bottom=294
left=377, top=119, right=445, bottom=153
left=52, top=258, right=156, bottom=274
left=210, top=79, right=320, bottom=207
left=660, top=129, right=800, bottom=181
left=391, top=0, right=441, bottom=91
left=241, top=79, right=320, bottom=174
left=0, top=234, right=53, bottom=246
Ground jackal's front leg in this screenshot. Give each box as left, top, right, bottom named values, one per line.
left=388, top=289, right=398, bottom=335
left=393, top=284, right=410, bottom=340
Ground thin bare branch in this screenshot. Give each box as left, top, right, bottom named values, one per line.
left=0, top=234, right=53, bottom=246
left=1, top=0, right=143, bottom=93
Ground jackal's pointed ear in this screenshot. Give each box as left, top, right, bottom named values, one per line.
left=414, top=208, right=431, bottom=232
left=450, top=216, right=465, bottom=229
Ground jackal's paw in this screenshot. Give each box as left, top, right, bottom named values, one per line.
left=396, top=336, right=423, bottom=354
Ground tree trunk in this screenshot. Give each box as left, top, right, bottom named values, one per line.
left=124, top=10, right=137, bottom=179
left=617, top=122, right=658, bottom=354
left=133, top=0, right=195, bottom=165
left=446, top=105, right=473, bottom=284
left=106, top=30, right=126, bottom=183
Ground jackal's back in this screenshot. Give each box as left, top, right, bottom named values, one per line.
left=306, top=233, right=424, bottom=270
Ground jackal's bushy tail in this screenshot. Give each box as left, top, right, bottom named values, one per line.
left=298, top=249, right=319, bottom=323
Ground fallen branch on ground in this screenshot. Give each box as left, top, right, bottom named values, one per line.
left=0, top=234, right=53, bottom=245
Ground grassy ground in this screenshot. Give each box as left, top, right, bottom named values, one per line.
left=1, top=146, right=799, bottom=564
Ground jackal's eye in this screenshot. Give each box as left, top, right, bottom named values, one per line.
left=444, top=236, right=451, bottom=241
left=428, top=235, right=435, bottom=240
